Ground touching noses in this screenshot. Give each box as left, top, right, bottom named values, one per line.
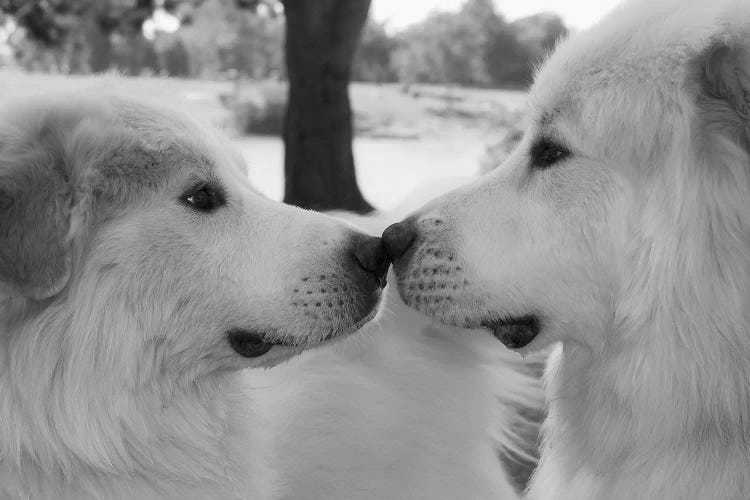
left=351, top=235, right=391, bottom=288
left=382, top=219, right=416, bottom=261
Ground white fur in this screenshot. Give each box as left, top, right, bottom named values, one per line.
left=252, top=284, right=541, bottom=500
left=388, top=0, right=750, bottom=498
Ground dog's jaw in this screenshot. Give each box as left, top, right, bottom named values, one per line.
left=392, top=241, right=543, bottom=349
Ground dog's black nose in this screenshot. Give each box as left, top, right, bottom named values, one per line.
left=382, top=220, right=416, bottom=260
left=351, top=235, right=390, bottom=288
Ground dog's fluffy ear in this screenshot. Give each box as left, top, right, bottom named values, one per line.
left=693, top=37, right=750, bottom=153
left=0, top=127, right=74, bottom=300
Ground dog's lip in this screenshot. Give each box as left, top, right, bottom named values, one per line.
left=303, top=299, right=381, bottom=347
left=480, top=314, right=541, bottom=349
left=227, top=329, right=285, bottom=358
left=228, top=292, right=382, bottom=359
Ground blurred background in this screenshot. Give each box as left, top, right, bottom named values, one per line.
left=0, top=0, right=617, bottom=213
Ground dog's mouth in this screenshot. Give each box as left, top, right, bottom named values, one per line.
left=480, top=314, right=541, bottom=349
left=227, top=303, right=381, bottom=359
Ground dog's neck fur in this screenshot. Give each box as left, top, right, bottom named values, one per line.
left=0, top=296, right=271, bottom=499
left=536, top=336, right=750, bottom=499
left=531, top=151, right=750, bottom=499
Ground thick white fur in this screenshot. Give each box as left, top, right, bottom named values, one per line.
left=253, top=283, right=540, bottom=500
left=0, top=94, right=540, bottom=499
left=388, top=0, right=750, bottom=498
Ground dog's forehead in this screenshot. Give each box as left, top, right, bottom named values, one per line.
left=524, top=0, right=745, bottom=167
left=81, top=98, right=248, bottom=196
left=96, top=142, right=215, bottom=187
left=117, top=99, right=241, bottom=166
left=529, top=0, right=737, bottom=124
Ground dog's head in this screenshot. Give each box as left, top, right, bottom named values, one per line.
left=384, top=0, right=750, bottom=355
left=0, top=94, right=388, bottom=380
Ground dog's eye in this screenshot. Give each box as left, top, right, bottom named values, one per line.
left=529, top=138, right=571, bottom=169
left=181, top=184, right=226, bottom=212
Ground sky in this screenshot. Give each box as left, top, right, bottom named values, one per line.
left=371, top=0, right=622, bottom=31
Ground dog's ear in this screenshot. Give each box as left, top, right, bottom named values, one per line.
left=0, top=128, right=74, bottom=300
left=693, top=38, right=750, bottom=153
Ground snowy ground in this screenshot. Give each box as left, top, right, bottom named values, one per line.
left=0, top=70, right=527, bottom=210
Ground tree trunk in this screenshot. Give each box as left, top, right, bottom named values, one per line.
left=281, top=0, right=374, bottom=213
left=87, top=21, right=113, bottom=73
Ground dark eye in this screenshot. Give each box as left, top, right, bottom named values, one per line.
left=181, top=184, right=226, bottom=212
left=529, top=138, right=571, bottom=169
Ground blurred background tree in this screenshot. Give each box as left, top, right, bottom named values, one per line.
left=0, top=0, right=567, bottom=213
left=281, top=0, right=373, bottom=213
left=179, top=0, right=283, bottom=79
left=0, top=0, right=185, bottom=74
left=352, top=19, right=397, bottom=84
left=392, top=0, right=565, bottom=89
left=0, top=0, right=567, bottom=86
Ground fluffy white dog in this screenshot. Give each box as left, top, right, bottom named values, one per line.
left=383, top=0, right=750, bottom=498
left=0, top=93, right=540, bottom=499
left=0, top=92, right=391, bottom=498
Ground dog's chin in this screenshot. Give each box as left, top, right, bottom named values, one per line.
left=227, top=295, right=382, bottom=368
left=398, top=287, right=542, bottom=350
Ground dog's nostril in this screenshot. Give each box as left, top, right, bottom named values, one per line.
left=351, top=235, right=390, bottom=288
left=382, top=220, right=416, bottom=260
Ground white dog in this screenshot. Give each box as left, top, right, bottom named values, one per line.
left=0, top=93, right=540, bottom=499
left=0, top=93, right=391, bottom=498
left=383, top=0, right=750, bottom=498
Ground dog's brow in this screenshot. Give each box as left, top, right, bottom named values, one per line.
left=186, top=168, right=222, bottom=186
